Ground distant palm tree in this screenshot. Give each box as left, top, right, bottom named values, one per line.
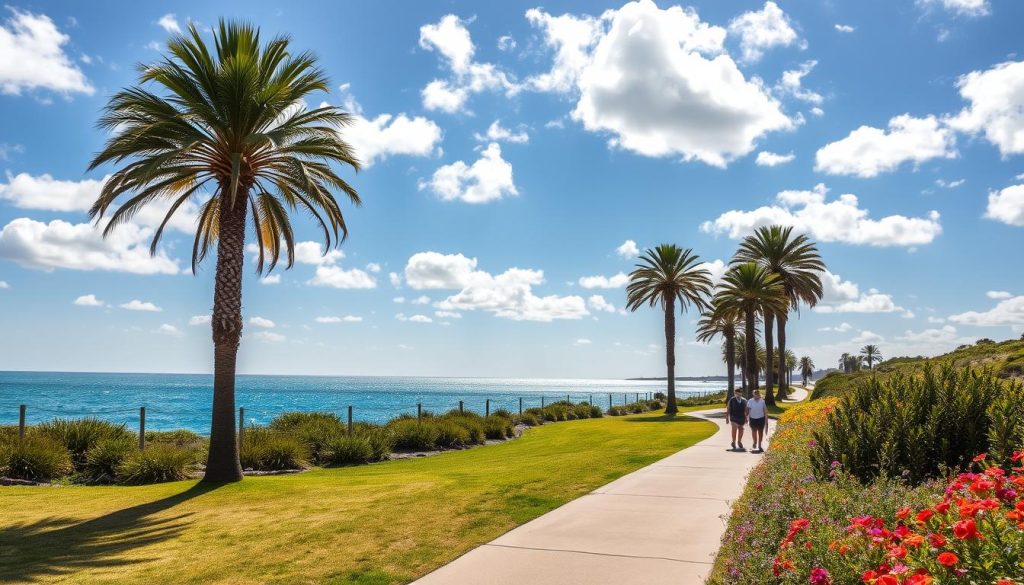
left=839, top=352, right=851, bottom=373
left=785, top=349, right=797, bottom=386
left=89, top=22, right=362, bottom=482
left=799, top=356, right=815, bottom=386
left=626, top=245, right=712, bottom=415
left=696, top=301, right=743, bottom=396
left=733, top=333, right=749, bottom=391
left=715, top=263, right=788, bottom=403
left=861, top=344, right=883, bottom=369
left=733, top=226, right=824, bottom=402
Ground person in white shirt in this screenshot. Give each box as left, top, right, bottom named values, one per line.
left=745, top=389, right=768, bottom=453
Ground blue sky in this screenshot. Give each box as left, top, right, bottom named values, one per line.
left=1, top=0, right=1023, bottom=378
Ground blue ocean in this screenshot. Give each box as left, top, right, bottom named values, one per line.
left=0, top=371, right=723, bottom=433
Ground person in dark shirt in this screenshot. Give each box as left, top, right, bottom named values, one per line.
left=726, top=389, right=748, bottom=451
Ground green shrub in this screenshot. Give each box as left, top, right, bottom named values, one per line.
left=145, top=429, right=203, bottom=448
left=240, top=427, right=309, bottom=471
left=517, top=412, right=540, bottom=426
left=440, top=414, right=484, bottom=444
left=116, top=445, right=193, bottom=484
left=35, top=417, right=132, bottom=469
left=629, top=402, right=645, bottom=414
left=269, top=411, right=346, bottom=464
left=83, top=436, right=136, bottom=481
left=351, top=423, right=394, bottom=461
left=482, top=416, right=513, bottom=440
left=491, top=408, right=514, bottom=419
left=0, top=435, right=73, bottom=481
left=322, top=434, right=374, bottom=465
left=389, top=419, right=440, bottom=451
left=433, top=419, right=472, bottom=448
left=608, top=406, right=627, bottom=416
left=523, top=407, right=544, bottom=419
left=675, top=391, right=728, bottom=407
left=811, top=366, right=1024, bottom=484
left=588, top=405, right=604, bottom=418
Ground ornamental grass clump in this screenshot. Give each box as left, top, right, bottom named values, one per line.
left=389, top=419, right=441, bottom=451
left=270, top=412, right=347, bottom=464
left=116, top=445, right=194, bottom=484
left=0, top=435, right=73, bottom=482
left=321, top=434, right=375, bottom=466
left=239, top=427, right=309, bottom=471
left=483, top=415, right=514, bottom=440
left=811, top=367, right=1024, bottom=484
left=83, top=436, right=137, bottom=482
left=35, top=417, right=132, bottom=470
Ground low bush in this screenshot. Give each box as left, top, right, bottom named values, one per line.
left=322, top=434, right=374, bottom=466
left=351, top=423, right=394, bottom=461
left=442, top=413, right=484, bottom=444
left=491, top=408, right=514, bottom=419
left=240, top=427, right=309, bottom=470
left=811, top=366, right=1024, bottom=484
left=35, top=417, right=132, bottom=469
left=116, top=444, right=193, bottom=484
left=608, top=406, right=627, bottom=416
left=145, top=429, right=203, bottom=448
left=83, top=436, right=137, bottom=481
left=518, top=412, right=541, bottom=426
left=810, top=370, right=873, bottom=400
left=572, top=404, right=593, bottom=419
left=588, top=405, right=604, bottom=418
left=270, top=411, right=346, bottom=464
left=482, top=416, right=514, bottom=440
left=0, top=435, right=73, bottom=481
left=389, top=419, right=441, bottom=451
left=433, top=419, right=472, bottom=448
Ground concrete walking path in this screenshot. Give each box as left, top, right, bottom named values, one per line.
left=411, top=401, right=784, bottom=585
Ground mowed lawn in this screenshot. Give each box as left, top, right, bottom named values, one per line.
left=0, top=411, right=715, bottom=584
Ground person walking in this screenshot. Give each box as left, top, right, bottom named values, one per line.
left=746, top=389, right=768, bottom=453
left=726, top=389, right=748, bottom=451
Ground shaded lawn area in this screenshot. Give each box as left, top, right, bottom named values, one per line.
left=0, top=411, right=715, bottom=584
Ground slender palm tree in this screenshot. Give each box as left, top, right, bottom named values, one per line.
left=696, top=302, right=743, bottom=397
left=734, top=333, right=749, bottom=391
left=733, top=226, right=824, bottom=402
left=799, top=356, right=815, bottom=386
left=89, top=22, right=362, bottom=482
left=861, top=344, right=883, bottom=369
left=714, top=263, right=788, bottom=403
left=839, top=352, right=852, bottom=373
left=785, top=349, right=797, bottom=387
left=626, top=245, right=712, bottom=415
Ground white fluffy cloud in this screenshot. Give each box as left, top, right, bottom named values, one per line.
left=156, top=14, right=181, bottom=34
left=578, top=272, right=629, bottom=289
left=574, top=338, right=592, bottom=346
left=527, top=1, right=794, bottom=167
left=395, top=313, right=433, bottom=324
left=948, top=60, right=1024, bottom=156
left=73, top=294, right=105, bottom=307
left=697, top=259, right=729, bottom=286
left=834, top=24, right=855, bottom=33
left=615, top=239, right=639, bottom=258
left=777, top=60, right=822, bottom=105
left=315, top=315, right=362, bottom=323
left=0, top=280, right=8, bottom=289
left=248, top=316, right=275, bottom=329
left=404, top=251, right=588, bottom=322
left=815, top=270, right=907, bottom=315
left=411, top=295, right=431, bottom=305
left=0, top=218, right=181, bottom=274
left=987, top=291, right=1012, bottom=299
left=851, top=330, right=884, bottom=344
left=420, top=143, right=517, bottom=204
left=0, top=8, right=93, bottom=96
left=189, top=315, right=211, bottom=326
left=949, top=296, right=1024, bottom=326
left=308, top=265, right=377, bottom=289
left=587, top=294, right=616, bottom=313
left=701, top=183, right=942, bottom=247
left=332, top=86, right=443, bottom=167
left=157, top=324, right=182, bottom=337
left=917, top=0, right=990, bottom=17
left=984, top=184, right=1024, bottom=227
left=418, top=15, right=518, bottom=112
left=121, top=300, right=161, bottom=312
left=818, top=322, right=853, bottom=333
left=815, top=115, right=957, bottom=177
left=474, top=120, right=529, bottom=144
left=291, top=241, right=344, bottom=266
left=755, top=151, right=795, bottom=167
left=727, top=1, right=800, bottom=63
left=260, top=274, right=281, bottom=285
left=253, top=331, right=286, bottom=343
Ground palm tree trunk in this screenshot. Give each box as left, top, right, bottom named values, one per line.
left=725, top=332, right=735, bottom=400
left=203, top=199, right=247, bottom=483
left=763, top=312, right=775, bottom=406
left=664, top=294, right=678, bottom=415
left=744, top=309, right=757, bottom=398
left=776, top=314, right=788, bottom=401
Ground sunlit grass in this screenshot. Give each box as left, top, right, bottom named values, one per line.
left=0, top=411, right=715, bottom=584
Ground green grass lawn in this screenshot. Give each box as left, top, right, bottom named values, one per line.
left=0, top=411, right=715, bottom=584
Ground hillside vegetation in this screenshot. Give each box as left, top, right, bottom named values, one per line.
left=812, top=336, right=1024, bottom=400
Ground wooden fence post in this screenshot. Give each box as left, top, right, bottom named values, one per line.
left=589, top=394, right=593, bottom=406
left=139, top=407, right=146, bottom=451
left=608, top=394, right=612, bottom=410
left=459, top=400, right=464, bottom=413
left=417, top=403, right=422, bottom=423
left=541, top=396, right=545, bottom=409
left=519, top=397, right=523, bottom=416
left=238, top=407, right=245, bottom=451
left=485, top=399, right=490, bottom=417
left=347, top=405, right=353, bottom=436
left=18, top=404, right=26, bottom=440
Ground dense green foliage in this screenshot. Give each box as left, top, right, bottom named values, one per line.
left=811, top=367, right=1024, bottom=483
left=83, top=436, right=138, bottom=481
left=676, top=390, right=729, bottom=406
left=240, top=427, right=310, bottom=470
left=116, top=445, right=194, bottom=485
left=35, top=417, right=132, bottom=469
left=0, top=435, right=73, bottom=481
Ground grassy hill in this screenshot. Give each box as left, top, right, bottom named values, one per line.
left=812, top=336, right=1024, bottom=400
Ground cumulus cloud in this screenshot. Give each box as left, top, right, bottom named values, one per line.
left=474, top=120, right=529, bottom=144
left=365, top=263, right=381, bottom=273
left=308, top=265, right=377, bottom=289
left=0, top=280, right=8, bottom=289
left=818, top=322, right=853, bottom=333
left=73, top=294, right=105, bottom=307
left=315, top=315, right=362, bottom=323
left=727, top=1, right=801, bottom=63
left=755, top=151, right=795, bottom=167
left=188, top=315, right=211, bottom=326
left=578, top=272, right=629, bottom=289
left=984, top=184, right=1024, bottom=227
left=248, top=316, right=275, bottom=329
left=574, top=338, right=592, bottom=346
left=420, top=143, right=517, bottom=203
left=701, top=183, right=942, bottom=247
left=395, top=313, right=433, bottom=323
left=987, top=291, right=1012, bottom=299
left=851, top=330, right=884, bottom=344
left=435, top=310, right=462, bottom=319
left=895, top=325, right=971, bottom=345
left=815, top=115, right=957, bottom=177
left=418, top=15, right=518, bottom=112
left=526, top=1, right=793, bottom=167
left=697, top=259, right=729, bottom=286
left=0, top=8, right=93, bottom=96
left=834, top=24, right=855, bottom=33
left=121, top=300, right=161, bottom=312
left=947, top=60, right=1024, bottom=156
left=814, top=271, right=907, bottom=315
left=403, top=251, right=588, bottom=322
left=260, top=274, right=281, bottom=285
left=156, top=14, right=181, bottom=34
left=331, top=85, right=443, bottom=166
left=777, top=60, right=822, bottom=105
left=615, top=239, right=639, bottom=258
left=917, top=0, right=990, bottom=17
left=949, top=296, right=1024, bottom=326
left=587, top=294, right=616, bottom=313
left=389, top=272, right=402, bottom=287
left=253, top=331, right=286, bottom=343
left=497, top=35, right=516, bottom=52
left=411, top=295, right=431, bottom=305
left=157, top=324, right=182, bottom=337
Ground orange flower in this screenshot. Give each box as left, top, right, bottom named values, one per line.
left=897, top=507, right=912, bottom=520
left=937, top=551, right=959, bottom=567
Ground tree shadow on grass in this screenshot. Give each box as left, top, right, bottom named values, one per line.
left=0, top=481, right=220, bottom=582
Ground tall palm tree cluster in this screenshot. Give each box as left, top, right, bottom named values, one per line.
left=838, top=345, right=884, bottom=373
left=628, top=227, right=826, bottom=411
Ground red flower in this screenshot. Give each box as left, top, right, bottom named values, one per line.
left=934, top=501, right=950, bottom=514
left=906, top=575, right=934, bottom=585
left=876, top=576, right=899, bottom=585
left=937, top=552, right=959, bottom=567
left=896, top=507, right=912, bottom=520
left=916, top=509, right=935, bottom=523
left=809, top=567, right=832, bottom=585
left=973, top=453, right=988, bottom=463
left=889, top=545, right=908, bottom=559
left=861, top=570, right=878, bottom=583
left=928, top=533, right=947, bottom=548
left=953, top=519, right=980, bottom=540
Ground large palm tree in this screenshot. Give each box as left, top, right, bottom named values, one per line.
left=799, top=356, right=815, bottom=386
left=714, top=263, right=788, bottom=404
left=626, top=245, right=712, bottom=415
left=89, top=22, right=362, bottom=482
left=696, top=301, right=743, bottom=397
left=861, top=344, right=883, bottom=369
left=733, top=226, right=824, bottom=402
